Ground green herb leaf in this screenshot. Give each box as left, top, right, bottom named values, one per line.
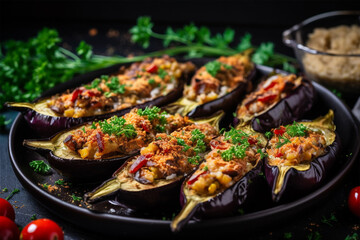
left=129, top=16, right=153, bottom=48
left=76, top=41, right=93, bottom=60
left=5, top=188, right=20, bottom=201
left=29, top=160, right=51, bottom=174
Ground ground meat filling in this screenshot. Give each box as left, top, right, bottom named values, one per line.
left=237, top=74, right=302, bottom=119
left=63, top=107, right=192, bottom=159
left=48, top=56, right=195, bottom=118
left=184, top=54, right=253, bottom=104
left=127, top=123, right=219, bottom=185
left=186, top=131, right=262, bottom=196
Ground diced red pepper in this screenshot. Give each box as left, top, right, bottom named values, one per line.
left=187, top=171, right=208, bottom=185
left=247, top=137, right=258, bottom=145
left=86, top=90, right=96, bottom=97
left=129, top=155, right=148, bottom=174
left=257, top=94, right=277, bottom=103
left=210, top=139, right=228, bottom=150
left=146, top=64, right=158, bottom=74
left=263, top=81, right=278, bottom=91
left=274, top=126, right=286, bottom=136
left=71, top=88, right=83, bottom=102
left=140, top=122, right=150, bottom=132
left=275, top=152, right=284, bottom=158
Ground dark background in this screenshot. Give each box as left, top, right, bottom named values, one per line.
left=1, top=1, right=360, bottom=239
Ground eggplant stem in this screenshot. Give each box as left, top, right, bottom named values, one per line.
left=170, top=199, right=199, bottom=232
left=85, top=178, right=121, bottom=202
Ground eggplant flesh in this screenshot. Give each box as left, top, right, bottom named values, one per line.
left=235, top=74, right=315, bottom=133
left=264, top=110, right=340, bottom=202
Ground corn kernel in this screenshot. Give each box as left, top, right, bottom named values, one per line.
left=64, top=108, right=74, bottom=117
left=208, top=183, right=218, bottom=194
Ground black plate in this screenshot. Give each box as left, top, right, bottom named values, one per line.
left=8, top=64, right=360, bottom=237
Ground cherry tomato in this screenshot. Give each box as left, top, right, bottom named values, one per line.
left=20, top=219, right=64, bottom=240
left=0, top=198, right=15, bottom=221
left=0, top=216, right=20, bottom=240
left=348, top=186, right=360, bottom=217
left=146, top=64, right=158, bottom=73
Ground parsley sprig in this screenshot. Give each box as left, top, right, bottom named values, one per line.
left=130, top=16, right=297, bottom=70
left=176, top=128, right=207, bottom=165
left=98, top=116, right=137, bottom=138
left=137, top=106, right=168, bottom=132
left=29, top=160, right=51, bottom=174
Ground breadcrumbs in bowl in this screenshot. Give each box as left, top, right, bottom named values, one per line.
left=283, top=11, right=360, bottom=93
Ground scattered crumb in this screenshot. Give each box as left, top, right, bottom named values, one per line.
left=107, top=29, right=120, bottom=38
left=89, top=28, right=98, bottom=37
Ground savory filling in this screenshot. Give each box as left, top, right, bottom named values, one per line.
left=47, top=56, right=195, bottom=117
left=184, top=54, right=253, bottom=104
left=236, top=74, right=302, bottom=119
left=266, top=122, right=327, bottom=166
left=123, top=123, right=219, bottom=185
left=63, top=107, right=192, bottom=159
left=185, top=128, right=263, bottom=196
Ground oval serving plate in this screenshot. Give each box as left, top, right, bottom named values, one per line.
left=8, top=64, right=360, bottom=237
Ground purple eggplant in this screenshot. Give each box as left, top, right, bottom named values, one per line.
left=235, top=73, right=315, bottom=133
left=264, top=110, right=340, bottom=202
left=6, top=57, right=195, bottom=137
left=84, top=123, right=219, bottom=208
left=164, top=54, right=255, bottom=118
left=171, top=125, right=267, bottom=232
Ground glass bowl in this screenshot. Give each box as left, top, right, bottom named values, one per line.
left=283, top=11, right=360, bottom=94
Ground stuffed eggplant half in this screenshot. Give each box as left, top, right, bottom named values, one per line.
left=23, top=106, right=193, bottom=182
left=84, top=123, right=219, bottom=208
left=235, top=73, right=315, bottom=132
left=6, top=56, right=195, bottom=137
left=264, top=110, right=340, bottom=202
left=171, top=126, right=267, bottom=232
left=164, top=54, right=255, bottom=118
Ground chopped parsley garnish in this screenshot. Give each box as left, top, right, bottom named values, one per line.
left=177, top=138, right=190, bottom=152
left=137, top=106, right=168, bottom=132
left=71, top=194, right=82, bottom=201
left=286, top=121, right=308, bottom=137
left=275, top=135, right=291, bottom=149
left=265, top=131, right=273, bottom=139
left=29, top=160, right=51, bottom=174
left=30, top=214, right=37, bottom=220
left=91, top=122, right=97, bottom=129
left=205, top=60, right=232, bottom=77
left=148, top=78, right=156, bottom=85
left=55, top=179, right=65, bottom=185
left=220, top=128, right=256, bottom=161
left=85, top=78, right=101, bottom=90
left=98, top=116, right=137, bottom=138
left=321, top=213, right=337, bottom=227
left=223, top=127, right=249, bottom=145
left=221, top=145, right=247, bottom=161
left=105, top=76, right=126, bottom=96
left=158, top=68, right=168, bottom=79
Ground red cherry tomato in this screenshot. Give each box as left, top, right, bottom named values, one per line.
left=348, top=186, right=360, bottom=217
left=0, top=216, right=20, bottom=240
left=20, top=219, right=64, bottom=240
left=146, top=64, right=158, bottom=73
left=0, top=198, right=15, bottom=221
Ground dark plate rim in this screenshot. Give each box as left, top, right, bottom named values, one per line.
left=8, top=64, right=360, bottom=236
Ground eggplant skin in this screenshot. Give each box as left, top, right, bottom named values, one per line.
left=187, top=68, right=256, bottom=118
left=84, top=157, right=187, bottom=209
left=251, top=78, right=316, bottom=133
left=21, top=81, right=184, bottom=138
left=179, top=160, right=263, bottom=222
left=265, top=133, right=341, bottom=203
